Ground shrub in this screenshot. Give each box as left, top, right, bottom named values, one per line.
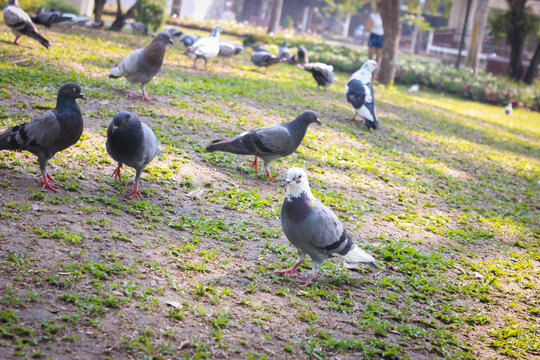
left=0, top=0, right=79, bottom=15
left=135, top=0, right=167, bottom=32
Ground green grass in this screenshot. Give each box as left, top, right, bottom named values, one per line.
left=0, top=21, right=538, bottom=360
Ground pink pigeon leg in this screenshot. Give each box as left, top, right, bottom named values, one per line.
left=45, top=171, right=58, bottom=183
left=276, top=253, right=306, bottom=275
left=141, top=84, right=151, bottom=100
left=127, top=182, right=143, bottom=200
left=264, top=169, right=278, bottom=182
left=299, top=275, right=314, bottom=287
left=249, top=157, right=258, bottom=173
left=13, top=35, right=21, bottom=45
left=40, top=173, right=59, bottom=192
left=112, top=166, right=122, bottom=181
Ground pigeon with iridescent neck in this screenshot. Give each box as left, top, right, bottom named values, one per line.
left=0, top=83, right=85, bottom=191
left=106, top=112, right=161, bottom=200
left=205, top=111, right=320, bottom=181
left=278, top=168, right=379, bottom=286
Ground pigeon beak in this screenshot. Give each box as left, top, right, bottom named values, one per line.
left=315, top=118, right=321, bottom=125
left=281, top=179, right=293, bottom=187
left=169, top=39, right=174, bottom=45
left=78, top=94, right=86, bottom=100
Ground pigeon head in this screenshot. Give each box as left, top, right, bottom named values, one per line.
left=156, top=31, right=174, bottom=45
left=284, top=167, right=311, bottom=198
left=281, top=39, right=287, bottom=47
left=6, top=0, right=18, bottom=6
left=112, top=111, right=136, bottom=130
left=361, top=60, right=378, bottom=73
left=296, top=110, right=321, bottom=126
left=58, top=82, right=85, bottom=102
left=211, top=25, right=222, bottom=37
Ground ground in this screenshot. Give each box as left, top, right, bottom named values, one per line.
left=0, top=24, right=539, bottom=360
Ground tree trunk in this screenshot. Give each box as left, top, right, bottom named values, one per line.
left=378, top=0, right=400, bottom=85
left=507, top=0, right=528, bottom=80
left=342, top=13, right=352, bottom=38
left=109, top=0, right=137, bottom=32
left=93, top=0, right=106, bottom=24
left=466, top=0, right=489, bottom=73
left=523, top=41, right=540, bottom=85
left=267, top=0, right=284, bottom=34
left=172, top=0, right=183, bottom=17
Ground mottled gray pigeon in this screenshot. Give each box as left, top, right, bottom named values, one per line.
left=279, top=167, right=379, bottom=286
left=302, top=62, right=335, bottom=90
left=251, top=51, right=286, bottom=72
left=109, top=31, right=173, bottom=100
left=31, top=10, right=73, bottom=28
left=205, top=111, right=321, bottom=181
left=296, top=45, right=309, bottom=65
left=106, top=112, right=161, bottom=199
left=279, top=39, right=292, bottom=63
left=180, top=33, right=199, bottom=47
left=0, top=83, right=85, bottom=191
left=3, top=0, right=50, bottom=48
left=185, top=25, right=222, bottom=70
left=345, top=60, right=379, bottom=130
left=218, top=40, right=243, bottom=59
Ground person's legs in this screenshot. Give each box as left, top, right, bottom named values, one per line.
left=368, top=46, right=375, bottom=60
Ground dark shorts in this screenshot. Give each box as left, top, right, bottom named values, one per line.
left=368, top=33, right=384, bottom=48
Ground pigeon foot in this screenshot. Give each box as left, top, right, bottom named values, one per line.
left=126, top=91, right=135, bottom=98
left=127, top=183, right=143, bottom=200
left=299, top=275, right=314, bottom=287
left=112, top=167, right=121, bottom=181
left=141, top=94, right=151, bottom=101
left=249, top=157, right=258, bottom=173
left=264, top=170, right=278, bottom=182
left=41, top=176, right=59, bottom=192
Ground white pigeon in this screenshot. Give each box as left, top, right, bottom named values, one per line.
left=185, top=25, right=222, bottom=70
left=345, top=60, right=379, bottom=130
left=408, top=84, right=419, bottom=93
left=505, top=102, right=512, bottom=116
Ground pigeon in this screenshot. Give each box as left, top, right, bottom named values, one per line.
left=130, top=21, right=148, bottom=35
left=0, top=83, right=85, bottom=191
left=296, top=45, right=309, bottom=65
left=408, top=84, right=419, bottom=93
left=345, top=60, right=379, bottom=130
left=504, top=102, right=512, bottom=115
left=302, top=62, right=335, bottom=90
left=279, top=39, right=292, bottom=63
left=218, top=40, right=243, bottom=59
left=251, top=51, right=286, bottom=72
left=3, top=0, right=50, bottom=48
left=109, top=30, right=173, bottom=100
left=179, top=33, right=199, bottom=47
left=278, top=167, right=379, bottom=286
left=163, top=27, right=183, bottom=38
left=244, top=41, right=270, bottom=53
left=205, top=111, right=321, bottom=181
left=185, top=25, right=222, bottom=70
left=31, top=10, right=79, bottom=29
left=106, top=111, right=161, bottom=199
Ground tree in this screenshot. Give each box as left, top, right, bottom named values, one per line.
left=466, top=0, right=489, bottom=73
left=490, top=0, right=537, bottom=80
left=332, top=0, right=368, bottom=38
left=267, top=0, right=284, bottom=34
left=93, top=0, right=107, bottom=24
left=378, top=0, right=400, bottom=85
left=109, top=0, right=137, bottom=31
left=523, top=37, right=540, bottom=85
left=171, top=0, right=183, bottom=17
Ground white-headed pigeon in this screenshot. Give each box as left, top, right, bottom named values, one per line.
left=205, top=111, right=321, bottom=181
left=106, top=112, right=161, bottom=199
left=109, top=30, right=173, bottom=100
left=278, top=167, right=379, bottom=286
left=0, top=83, right=85, bottom=191
left=345, top=60, right=379, bottom=130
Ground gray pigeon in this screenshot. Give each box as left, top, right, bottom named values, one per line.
left=251, top=51, right=286, bottom=72
left=0, top=82, right=85, bottom=191
left=279, top=39, right=292, bottom=63
left=109, top=31, right=173, bottom=100
left=31, top=10, right=73, bottom=28
left=302, top=62, right=335, bottom=90
left=3, top=0, right=50, bottom=48
left=279, top=167, right=379, bottom=286
left=296, top=45, right=309, bottom=65
left=184, top=25, right=222, bottom=70
left=163, top=27, right=182, bottom=38
left=205, top=111, right=321, bottom=181
left=218, top=40, right=243, bottom=59
left=180, top=33, right=199, bottom=47
left=106, top=112, right=161, bottom=199
left=345, top=60, right=378, bottom=130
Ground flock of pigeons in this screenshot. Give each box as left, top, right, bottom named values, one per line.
left=2, top=0, right=381, bottom=285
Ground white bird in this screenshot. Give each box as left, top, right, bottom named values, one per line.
left=408, top=84, right=419, bottom=93
left=345, top=60, right=379, bottom=130
left=505, top=102, right=512, bottom=116
left=185, top=25, right=222, bottom=70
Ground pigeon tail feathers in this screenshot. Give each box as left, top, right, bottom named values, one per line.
left=335, top=245, right=376, bottom=265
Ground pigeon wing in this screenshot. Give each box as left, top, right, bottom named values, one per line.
left=249, top=124, right=291, bottom=155
left=346, top=79, right=366, bottom=109
left=110, top=48, right=143, bottom=78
